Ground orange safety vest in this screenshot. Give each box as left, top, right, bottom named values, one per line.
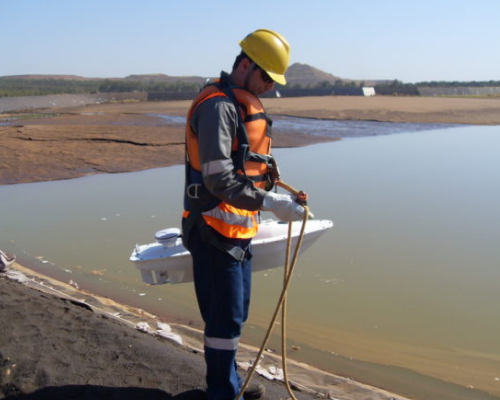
left=183, top=81, right=274, bottom=240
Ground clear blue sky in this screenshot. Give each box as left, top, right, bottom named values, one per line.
left=3, top=0, right=499, bottom=83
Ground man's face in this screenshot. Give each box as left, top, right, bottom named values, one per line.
left=246, top=64, right=275, bottom=96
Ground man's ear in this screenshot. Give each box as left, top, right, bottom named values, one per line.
left=239, top=57, right=253, bottom=73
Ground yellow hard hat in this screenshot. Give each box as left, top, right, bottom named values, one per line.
left=239, top=29, right=290, bottom=85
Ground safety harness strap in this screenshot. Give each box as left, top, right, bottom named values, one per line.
left=182, top=210, right=246, bottom=262
left=219, top=84, right=251, bottom=175
left=244, top=112, right=273, bottom=126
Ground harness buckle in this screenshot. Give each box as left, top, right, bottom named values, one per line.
left=187, top=183, right=202, bottom=199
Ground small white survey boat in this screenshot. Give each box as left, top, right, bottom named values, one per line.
left=130, top=219, right=333, bottom=285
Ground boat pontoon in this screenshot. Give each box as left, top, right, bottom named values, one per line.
left=130, top=219, right=333, bottom=285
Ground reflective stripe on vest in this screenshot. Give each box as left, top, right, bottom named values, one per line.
left=203, top=203, right=258, bottom=239
left=182, top=203, right=258, bottom=240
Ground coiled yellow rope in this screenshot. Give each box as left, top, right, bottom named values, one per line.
left=236, top=181, right=309, bottom=400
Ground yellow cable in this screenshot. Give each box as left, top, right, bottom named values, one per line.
left=235, top=188, right=309, bottom=400
left=282, top=220, right=298, bottom=400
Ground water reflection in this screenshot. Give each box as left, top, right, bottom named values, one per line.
left=146, top=113, right=186, bottom=124
left=272, top=115, right=457, bottom=138
left=143, top=113, right=458, bottom=138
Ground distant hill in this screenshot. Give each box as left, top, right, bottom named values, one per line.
left=284, top=63, right=388, bottom=87
left=285, top=63, right=343, bottom=87
left=124, top=66, right=341, bottom=87
left=1, top=65, right=385, bottom=87
left=123, top=64, right=365, bottom=87
left=124, top=74, right=208, bottom=85
left=0, top=74, right=208, bottom=85
left=1, top=74, right=99, bottom=81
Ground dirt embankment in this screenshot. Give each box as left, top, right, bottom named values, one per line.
left=263, top=95, right=500, bottom=125
left=1, top=95, right=499, bottom=185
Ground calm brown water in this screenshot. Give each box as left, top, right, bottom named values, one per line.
left=1, top=122, right=499, bottom=400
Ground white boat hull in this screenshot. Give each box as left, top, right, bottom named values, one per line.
left=130, top=219, right=333, bottom=285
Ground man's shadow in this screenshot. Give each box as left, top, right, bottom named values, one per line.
left=2, top=384, right=205, bottom=400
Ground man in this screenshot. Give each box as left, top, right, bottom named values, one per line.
left=182, top=29, right=307, bottom=400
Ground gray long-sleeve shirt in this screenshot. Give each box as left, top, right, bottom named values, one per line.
left=189, top=95, right=267, bottom=211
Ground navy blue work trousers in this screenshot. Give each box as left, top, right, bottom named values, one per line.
left=189, top=225, right=252, bottom=400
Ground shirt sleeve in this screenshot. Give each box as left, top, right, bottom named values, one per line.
left=189, top=96, right=267, bottom=211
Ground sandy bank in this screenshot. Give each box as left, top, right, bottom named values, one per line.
left=0, top=265, right=409, bottom=400
left=1, top=95, right=499, bottom=185
left=263, top=95, right=500, bottom=125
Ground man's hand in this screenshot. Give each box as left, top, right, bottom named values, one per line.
left=261, top=192, right=313, bottom=222
left=296, top=191, right=308, bottom=206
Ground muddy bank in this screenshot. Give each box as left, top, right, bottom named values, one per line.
left=0, top=266, right=409, bottom=400
left=0, top=93, right=148, bottom=113
left=0, top=101, right=335, bottom=185
left=263, top=95, right=500, bottom=125
left=1, top=95, right=499, bottom=185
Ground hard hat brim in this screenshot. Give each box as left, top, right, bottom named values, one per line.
left=267, top=70, right=286, bottom=86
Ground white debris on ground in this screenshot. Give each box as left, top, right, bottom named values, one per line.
left=256, top=364, right=284, bottom=381
left=1, top=269, right=30, bottom=284
left=69, top=279, right=80, bottom=289
left=0, top=249, right=16, bottom=271
left=238, top=359, right=284, bottom=381
left=135, top=321, right=183, bottom=345
left=136, top=321, right=154, bottom=333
